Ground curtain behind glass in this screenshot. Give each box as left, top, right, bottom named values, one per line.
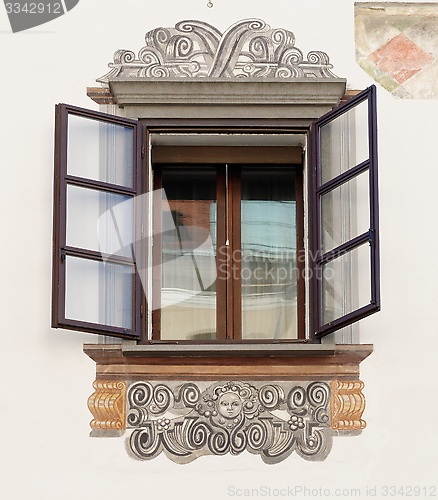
left=160, top=167, right=217, bottom=340
left=240, top=167, right=297, bottom=339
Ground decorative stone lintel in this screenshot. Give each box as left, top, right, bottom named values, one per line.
left=88, top=78, right=346, bottom=120
left=89, top=19, right=347, bottom=119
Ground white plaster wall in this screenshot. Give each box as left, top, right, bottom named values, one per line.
left=1, top=1, right=437, bottom=498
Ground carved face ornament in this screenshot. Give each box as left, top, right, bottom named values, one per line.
left=218, top=392, right=243, bottom=419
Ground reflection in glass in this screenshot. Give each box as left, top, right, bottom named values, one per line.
left=65, top=256, right=133, bottom=329
left=241, top=167, right=297, bottom=339
left=320, top=99, right=369, bottom=185
left=321, top=243, right=371, bottom=324
left=67, top=114, right=134, bottom=187
left=66, top=185, right=133, bottom=257
left=321, top=171, right=370, bottom=254
left=160, top=167, right=217, bottom=341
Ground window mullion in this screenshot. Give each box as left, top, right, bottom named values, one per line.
left=229, top=165, right=242, bottom=340
left=151, top=165, right=162, bottom=340
left=216, top=165, right=227, bottom=340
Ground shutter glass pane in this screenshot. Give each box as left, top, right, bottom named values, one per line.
left=320, top=99, right=369, bottom=185
left=65, top=256, right=133, bottom=329
left=67, top=114, right=134, bottom=187
left=320, top=170, right=370, bottom=254
left=321, top=243, right=371, bottom=324
left=66, top=185, right=133, bottom=257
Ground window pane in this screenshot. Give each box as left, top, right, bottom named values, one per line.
left=160, top=167, right=217, bottom=341
left=67, top=114, right=134, bottom=187
left=320, top=170, right=370, bottom=254
left=241, top=168, right=297, bottom=340
left=320, top=99, right=369, bottom=185
left=321, top=243, right=371, bottom=325
left=66, top=185, right=133, bottom=257
left=65, top=256, right=133, bottom=329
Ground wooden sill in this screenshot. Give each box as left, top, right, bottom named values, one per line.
left=83, top=343, right=373, bottom=381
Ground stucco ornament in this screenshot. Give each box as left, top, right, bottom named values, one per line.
left=97, top=19, right=338, bottom=82
left=126, top=380, right=332, bottom=464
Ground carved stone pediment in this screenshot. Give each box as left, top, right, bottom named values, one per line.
left=97, top=19, right=338, bottom=82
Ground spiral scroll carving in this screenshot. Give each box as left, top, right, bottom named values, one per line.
left=125, top=380, right=333, bottom=464
left=97, top=19, right=338, bottom=82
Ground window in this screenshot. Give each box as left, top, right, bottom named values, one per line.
left=52, top=86, right=379, bottom=343
left=152, top=148, right=304, bottom=341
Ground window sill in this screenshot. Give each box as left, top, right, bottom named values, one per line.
left=84, top=343, right=372, bottom=461
left=83, top=342, right=372, bottom=380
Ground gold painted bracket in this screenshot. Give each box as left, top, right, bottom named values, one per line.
left=87, top=381, right=126, bottom=436
left=330, top=380, right=366, bottom=431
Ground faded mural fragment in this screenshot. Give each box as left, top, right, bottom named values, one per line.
left=355, top=2, right=438, bottom=98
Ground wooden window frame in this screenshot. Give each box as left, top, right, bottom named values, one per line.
left=151, top=148, right=305, bottom=343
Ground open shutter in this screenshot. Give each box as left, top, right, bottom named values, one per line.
left=52, top=104, right=143, bottom=339
left=312, top=85, right=380, bottom=337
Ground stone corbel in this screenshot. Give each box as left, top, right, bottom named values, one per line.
left=330, top=380, right=367, bottom=431
left=87, top=381, right=126, bottom=436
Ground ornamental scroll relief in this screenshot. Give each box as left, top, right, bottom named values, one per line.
left=97, top=19, right=338, bottom=82
left=125, top=380, right=333, bottom=464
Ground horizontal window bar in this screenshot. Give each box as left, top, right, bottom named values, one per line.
left=58, top=317, right=138, bottom=339
left=316, top=160, right=370, bottom=195
left=61, top=103, right=139, bottom=127
left=317, top=232, right=371, bottom=265
left=66, top=175, right=137, bottom=195
left=315, top=302, right=380, bottom=337
left=61, top=246, right=136, bottom=265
